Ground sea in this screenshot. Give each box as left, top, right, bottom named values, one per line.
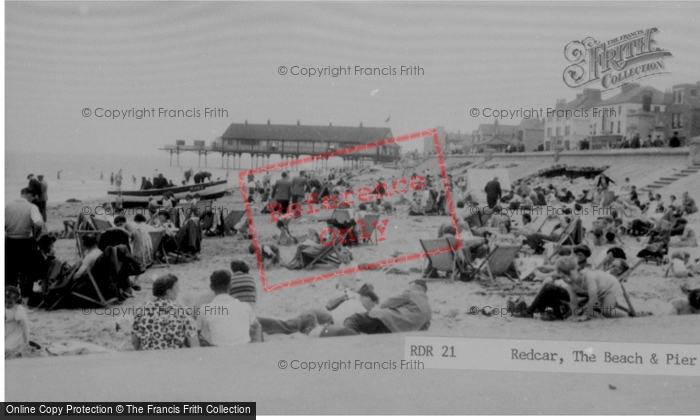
left=4, top=150, right=328, bottom=205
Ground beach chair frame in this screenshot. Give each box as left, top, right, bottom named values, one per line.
left=420, top=238, right=472, bottom=281
left=148, top=230, right=170, bottom=268
left=330, top=209, right=352, bottom=224
left=361, top=213, right=381, bottom=245
left=48, top=267, right=114, bottom=310
left=304, top=229, right=343, bottom=269
left=475, top=244, right=522, bottom=284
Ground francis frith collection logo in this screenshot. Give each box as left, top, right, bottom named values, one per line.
left=563, top=28, right=672, bottom=91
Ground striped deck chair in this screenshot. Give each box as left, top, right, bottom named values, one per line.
left=420, top=237, right=471, bottom=281
left=360, top=213, right=381, bottom=245
left=476, top=244, right=522, bottom=284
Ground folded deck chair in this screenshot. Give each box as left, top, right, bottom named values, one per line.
left=476, top=244, right=522, bottom=284
left=614, top=259, right=643, bottom=317
left=420, top=238, right=471, bottom=281
left=360, top=213, right=381, bottom=245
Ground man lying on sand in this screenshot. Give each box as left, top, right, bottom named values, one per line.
left=257, top=284, right=379, bottom=336
left=343, top=279, right=431, bottom=334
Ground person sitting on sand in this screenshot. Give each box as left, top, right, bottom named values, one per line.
left=196, top=270, right=261, bottom=346
left=230, top=260, right=257, bottom=307
left=681, top=192, right=697, bottom=215
left=132, top=274, right=199, bottom=350
left=665, top=251, right=691, bottom=279
left=5, top=286, right=30, bottom=358
left=557, top=256, right=624, bottom=321
left=344, top=280, right=431, bottom=334
left=249, top=242, right=281, bottom=269
left=669, top=287, right=700, bottom=315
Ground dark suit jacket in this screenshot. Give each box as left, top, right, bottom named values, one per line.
left=272, top=178, right=293, bottom=201
left=291, top=176, right=308, bottom=196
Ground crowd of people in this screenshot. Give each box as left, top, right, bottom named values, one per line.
left=7, top=159, right=699, bottom=358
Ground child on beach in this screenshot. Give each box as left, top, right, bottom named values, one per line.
left=5, top=286, right=30, bottom=358
left=664, top=251, right=691, bottom=279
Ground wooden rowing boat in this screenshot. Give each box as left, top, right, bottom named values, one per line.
left=107, top=180, right=228, bottom=207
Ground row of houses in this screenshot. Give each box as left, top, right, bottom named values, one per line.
left=425, top=81, right=700, bottom=153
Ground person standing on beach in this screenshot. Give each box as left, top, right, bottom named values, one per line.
left=291, top=171, right=308, bottom=204
left=5, top=188, right=44, bottom=305
left=27, top=174, right=46, bottom=221
left=484, top=177, right=502, bottom=208
left=271, top=172, right=293, bottom=215
left=37, top=175, right=48, bottom=222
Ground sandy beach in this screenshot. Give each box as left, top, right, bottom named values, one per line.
left=17, top=155, right=700, bottom=352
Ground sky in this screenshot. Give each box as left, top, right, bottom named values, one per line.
left=5, top=1, right=700, bottom=157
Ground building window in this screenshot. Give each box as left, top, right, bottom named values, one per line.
left=547, top=127, right=551, bottom=138
left=617, top=121, right=620, bottom=134
left=679, top=114, right=684, bottom=128
left=565, top=126, right=570, bottom=135
left=556, top=127, right=561, bottom=136
left=610, top=122, right=614, bottom=133
left=618, top=106, right=621, bottom=115
left=593, top=123, right=596, bottom=135
left=691, top=89, right=697, bottom=98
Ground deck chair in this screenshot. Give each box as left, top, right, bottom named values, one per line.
left=548, top=217, right=582, bottom=258
left=148, top=230, right=169, bottom=268
left=74, top=230, right=103, bottom=259
left=476, top=244, right=522, bottom=284
left=614, top=258, right=643, bottom=317
left=194, top=200, right=214, bottom=217
left=91, top=217, right=113, bottom=231
left=331, top=209, right=352, bottom=224
left=360, top=213, right=381, bottom=245
left=303, top=231, right=342, bottom=269
left=420, top=238, right=471, bottom=281
left=48, top=266, right=115, bottom=310
left=223, top=210, right=247, bottom=235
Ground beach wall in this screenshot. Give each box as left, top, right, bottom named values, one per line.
left=426, top=148, right=692, bottom=183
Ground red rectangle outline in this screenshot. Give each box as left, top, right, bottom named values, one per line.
left=238, top=129, right=462, bottom=292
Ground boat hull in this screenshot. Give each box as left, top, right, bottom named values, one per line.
left=107, top=180, right=229, bottom=208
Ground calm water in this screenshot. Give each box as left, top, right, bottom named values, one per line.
left=4, top=150, right=333, bottom=204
